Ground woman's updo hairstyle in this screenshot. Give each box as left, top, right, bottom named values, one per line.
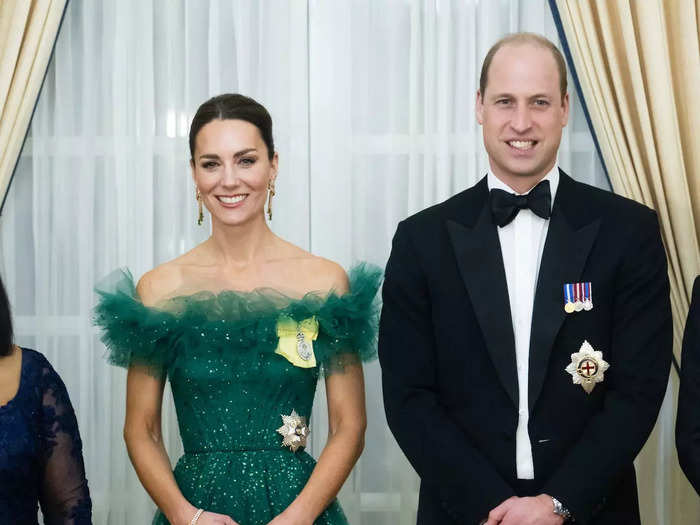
left=189, top=94, right=275, bottom=160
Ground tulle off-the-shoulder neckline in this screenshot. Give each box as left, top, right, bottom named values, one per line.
left=94, top=263, right=383, bottom=378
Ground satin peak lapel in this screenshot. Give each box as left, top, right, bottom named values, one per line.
left=447, top=204, right=518, bottom=407
left=528, top=187, right=601, bottom=412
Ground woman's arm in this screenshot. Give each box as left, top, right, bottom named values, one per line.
left=271, top=364, right=367, bottom=525
left=125, top=367, right=238, bottom=525
left=270, top=263, right=368, bottom=525
left=124, top=366, right=196, bottom=524
left=38, top=362, right=92, bottom=524
left=125, top=272, right=237, bottom=525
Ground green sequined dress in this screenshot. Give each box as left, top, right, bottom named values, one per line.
left=94, top=264, right=381, bottom=525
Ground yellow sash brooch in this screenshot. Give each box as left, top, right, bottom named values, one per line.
left=275, top=316, right=318, bottom=368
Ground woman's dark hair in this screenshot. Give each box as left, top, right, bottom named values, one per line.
left=0, top=275, right=13, bottom=356
left=189, top=94, right=275, bottom=160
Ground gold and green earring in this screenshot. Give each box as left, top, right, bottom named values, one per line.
left=267, top=181, right=276, bottom=221
left=196, top=188, right=204, bottom=226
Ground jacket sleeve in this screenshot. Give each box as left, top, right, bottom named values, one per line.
left=379, top=220, right=515, bottom=524
left=677, top=275, right=700, bottom=494
left=543, top=210, right=672, bottom=524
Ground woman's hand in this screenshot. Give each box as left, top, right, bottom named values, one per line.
left=195, top=510, right=240, bottom=525
left=266, top=508, right=313, bottom=525
left=266, top=515, right=312, bottom=525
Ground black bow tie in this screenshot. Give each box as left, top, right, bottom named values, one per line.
left=489, top=179, right=552, bottom=227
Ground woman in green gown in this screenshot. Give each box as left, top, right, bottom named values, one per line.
left=94, top=94, right=381, bottom=525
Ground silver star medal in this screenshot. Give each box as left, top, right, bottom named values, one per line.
left=565, top=340, right=610, bottom=394
left=277, top=410, right=310, bottom=452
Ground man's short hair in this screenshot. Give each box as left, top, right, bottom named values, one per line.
left=479, top=32, right=568, bottom=101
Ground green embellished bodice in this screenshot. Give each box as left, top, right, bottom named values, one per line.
left=94, top=264, right=381, bottom=525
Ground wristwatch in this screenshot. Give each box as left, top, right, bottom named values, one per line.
left=551, top=496, right=572, bottom=521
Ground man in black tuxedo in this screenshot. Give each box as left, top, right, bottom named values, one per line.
left=378, top=33, right=672, bottom=525
left=677, top=276, right=700, bottom=494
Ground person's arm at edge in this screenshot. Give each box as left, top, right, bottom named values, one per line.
left=677, top=275, right=700, bottom=493
left=38, top=361, right=93, bottom=524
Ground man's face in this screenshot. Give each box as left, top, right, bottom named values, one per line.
left=476, top=44, right=569, bottom=186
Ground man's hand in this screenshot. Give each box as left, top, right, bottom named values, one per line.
left=483, top=496, right=518, bottom=524
left=484, top=494, right=565, bottom=525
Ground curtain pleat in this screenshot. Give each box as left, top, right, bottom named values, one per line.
left=0, top=0, right=67, bottom=212
left=553, top=1, right=700, bottom=523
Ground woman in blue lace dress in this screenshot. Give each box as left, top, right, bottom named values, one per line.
left=0, top=275, right=92, bottom=524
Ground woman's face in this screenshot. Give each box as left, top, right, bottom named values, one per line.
left=191, top=118, right=277, bottom=227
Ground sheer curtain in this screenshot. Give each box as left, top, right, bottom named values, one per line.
left=308, top=3, right=607, bottom=523
left=0, top=1, right=606, bottom=523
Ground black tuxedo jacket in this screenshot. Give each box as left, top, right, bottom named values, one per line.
left=378, top=172, right=672, bottom=525
left=676, top=275, right=700, bottom=493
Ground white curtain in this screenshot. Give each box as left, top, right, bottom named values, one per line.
left=0, top=1, right=607, bottom=524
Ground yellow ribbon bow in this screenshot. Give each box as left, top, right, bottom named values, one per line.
left=275, top=316, right=318, bottom=368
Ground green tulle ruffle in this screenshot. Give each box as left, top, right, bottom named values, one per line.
left=93, top=263, right=382, bottom=378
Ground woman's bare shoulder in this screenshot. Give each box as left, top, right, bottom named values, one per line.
left=137, top=244, right=215, bottom=305
left=136, top=263, right=186, bottom=307
left=268, top=238, right=349, bottom=295
left=308, top=257, right=349, bottom=295
left=137, top=244, right=218, bottom=305
left=289, top=256, right=349, bottom=296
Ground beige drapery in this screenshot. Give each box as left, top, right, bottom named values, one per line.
left=554, top=1, right=700, bottom=524
left=0, top=0, right=67, bottom=209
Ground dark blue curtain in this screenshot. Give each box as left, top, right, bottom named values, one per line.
left=547, top=0, right=611, bottom=188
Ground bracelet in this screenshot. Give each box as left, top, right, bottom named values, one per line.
left=190, top=508, right=204, bottom=525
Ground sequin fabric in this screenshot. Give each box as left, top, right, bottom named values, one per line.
left=94, top=264, right=381, bottom=525
left=0, top=348, right=92, bottom=524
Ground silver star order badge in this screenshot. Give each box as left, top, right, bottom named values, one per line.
left=277, top=410, right=310, bottom=452
left=565, top=340, right=610, bottom=394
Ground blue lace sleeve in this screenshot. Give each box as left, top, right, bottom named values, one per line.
left=38, top=360, right=92, bottom=524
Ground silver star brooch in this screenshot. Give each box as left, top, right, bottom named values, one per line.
left=277, top=410, right=310, bottom=452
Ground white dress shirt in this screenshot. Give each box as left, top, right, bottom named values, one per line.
left=487, top=165, right=560, bottom=480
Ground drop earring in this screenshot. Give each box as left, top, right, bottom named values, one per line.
left=196, top=188, right=204, bottom=226
left=267, top=180, right=276, bottom=221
